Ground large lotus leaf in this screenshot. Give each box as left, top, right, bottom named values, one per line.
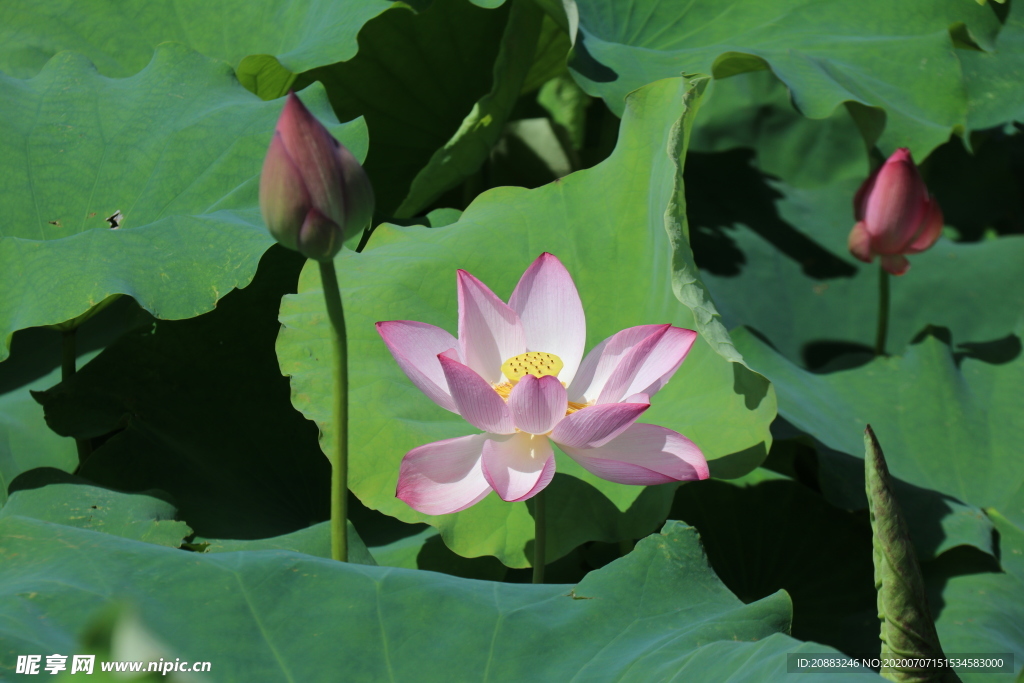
left=0, top=484, right=191, bottom=548
left=0, top=0, right=393, bottom=78
left=962, top=0, right=1024, bottom=131
left=690, top=153, right=1024, bottom=369
left=734, top=321, right=1024, bottom=535
left=0, top=516, right=872, bottom=681
left=670, top=469, right=878, bottom=657
left=924, top=511, right=1024, bottom=683
left=35, top=246, right=333, bottom=540
left=0, top=44, right=367, bottom=362
left=566, top=0, right=1000, bottom=156
left=276, top=76, right=776, bottom=567
left=297, top=0, right=512, bottom=216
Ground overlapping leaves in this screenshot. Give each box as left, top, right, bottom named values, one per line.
left=0, top=0, right=393, bottom=78
left=567, top=0, right=1001, bottom=156
left=0, top=45, right=366, bottom=361
left=0, top=0, right=1021, bottom=674
left=296, top=0, right=517, bottom=216
left=924, top=512, right=1024, bottom=682
left=0, top=484, right=191, bottom=548
left=735, top=324, right=1024, bottom=532
left=0, top=517, right=867, bottom=681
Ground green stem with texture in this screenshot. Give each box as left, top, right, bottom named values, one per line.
left=62, top=329, right=92, bottom=467
left=875, top=264, right=890, bottom=356
left=318, top=259, right=349, bottom=562
left=532, top=489, right=546, bottom=583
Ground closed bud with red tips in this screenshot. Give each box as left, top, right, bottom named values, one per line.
left=259, top=92, right=374, bottom=262
left=847, top=148, right=943, bottom=276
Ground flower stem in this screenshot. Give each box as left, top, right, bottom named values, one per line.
left=61, top=329, right=92, bottom=467
left=875, top=264, right=890, bottom=356
left=318, top=259, right=349, bottom=562
left=532, top=489, right=546, bottom=584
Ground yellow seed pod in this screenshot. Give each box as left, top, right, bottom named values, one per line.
left=501, top=351, right=564, bottom=382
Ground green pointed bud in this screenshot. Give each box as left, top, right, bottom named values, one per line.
left=259, top=92, right=374, bottom=262
left=865, top=425, right=961, bottom=683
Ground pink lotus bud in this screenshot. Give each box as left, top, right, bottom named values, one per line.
left=847, top=148, right=943, bottom=276
left=259, top=92, right=374, bottom=262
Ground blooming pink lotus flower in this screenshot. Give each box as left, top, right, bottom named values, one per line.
left=259, top=92, right=374, bottom=262
left=376, top=253, right=709, bottom=515
left=848, top=148, right=943, bottom=276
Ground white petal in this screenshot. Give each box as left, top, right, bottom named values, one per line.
left=396, top=434, right=492, bottom=515
left=457, top=270, right=526, bottom=384
left=567, top=325, right=667, bottom=404
left=376, top=321, right=460, bottom=413
left=560, top=423, right=708, bottom=485
left=508, top=374, right=567, bottom=435
left=481, top=433, right=556, bottom=502
left=596, top=326, right=697, bottom=404
left=439, top=355, right=515, bottom=434
left=508, top=253, right=586, bottom=383
left=550, top=399, right=650, bottom=448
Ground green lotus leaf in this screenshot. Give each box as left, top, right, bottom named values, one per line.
left=0, top=44, right=367, bottom=362
left=962, top=0, right=1024, bottom=131
left=566, top=0, right=1001, bottom=156
left=520, top=14, right=574, bottom=95
left=297, top=0, right=512, bottom=216
left=392, top=0, right=545, bottom=218
left=0, top=484, right=191, bottom=548
left=0, top=0, right=394, bottom=78
left=924, top=511, right=1024, bottom=683
left=0, top=516, right=871, bottom=681
left=735, top=319, right=1024, bottom=535
left=276, top=76, right=776, bottom=567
